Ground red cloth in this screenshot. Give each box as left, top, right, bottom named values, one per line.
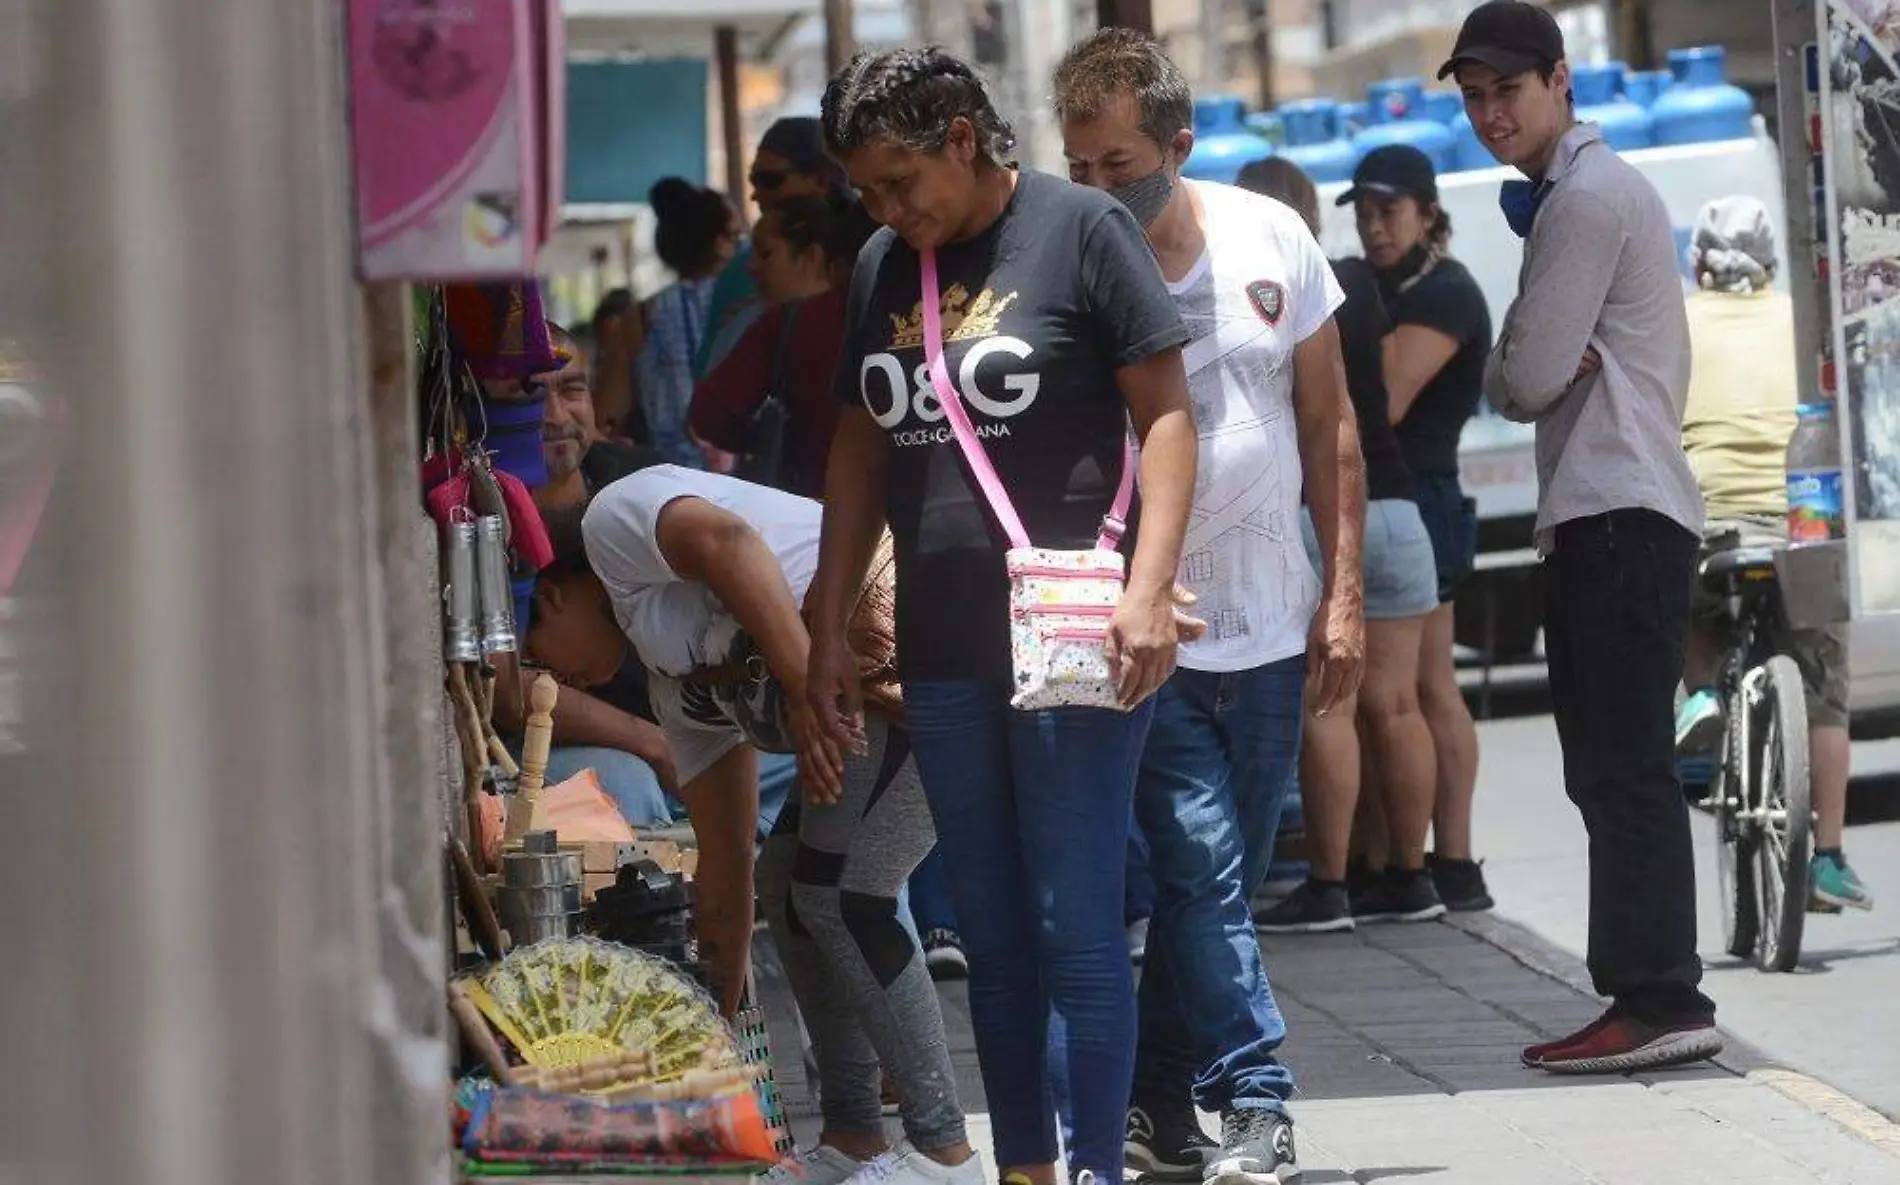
left=420, top=457, right=554, bottom=572
left=688, top=287, right=847, bottom=499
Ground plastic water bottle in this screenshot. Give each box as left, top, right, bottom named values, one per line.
left=1787, top=402, right=1845, bottom=543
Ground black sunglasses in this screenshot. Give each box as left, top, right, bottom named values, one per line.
left=749, top=167, right=792, bottom=192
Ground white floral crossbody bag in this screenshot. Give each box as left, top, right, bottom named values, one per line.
left=919, top=248, right=1136, bottom=712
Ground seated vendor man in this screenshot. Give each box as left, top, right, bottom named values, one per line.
left=492, top=323, right=795, bottom=836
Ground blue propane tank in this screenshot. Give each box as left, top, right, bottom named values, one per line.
left=1421, top=90, right=1464, bottom=125
left=1183, top=95, right=1272, bottom=183
left=1338, top=101, right=1371, bottom=137
left=1625, top=69, right=1673, bottom=108
left=1652, top=46, right=1754, bottom=145
left=1353, top=78, right=1457, bottom=173
left=1275, top=98, right=1362, bottom=184
left=1448, top=110, right=1494, bottom=171
left=1573, top=62, right=1654, bottom=150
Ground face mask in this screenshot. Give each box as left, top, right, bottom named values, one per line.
left=1108, top=167, right=1175, bottom=228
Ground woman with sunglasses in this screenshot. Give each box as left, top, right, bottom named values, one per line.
left=697, top=118, right=853, bottom=376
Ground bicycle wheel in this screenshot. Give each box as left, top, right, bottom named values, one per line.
left=1752, top=655, right=1812, bottom=973
left=1714, top=685, right=1759, bottom=959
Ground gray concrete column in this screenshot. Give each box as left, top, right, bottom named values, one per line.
left=0, top=1, right=450, bottom=1182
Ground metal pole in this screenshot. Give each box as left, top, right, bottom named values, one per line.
left=825, top=0, right=857, bottom=76
left=1097, top=0, right=1154, bottom=35
left=716, top=25, right=749, bottom=217
left=2, top=1, right=449, bottom=1183
left=1249, top=0, right=1277, bottom=110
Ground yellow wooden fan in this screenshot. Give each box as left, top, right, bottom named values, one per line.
left=458, top=937, right=742, bottom=1076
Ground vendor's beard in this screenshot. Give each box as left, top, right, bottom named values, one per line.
left=543, top=436, right=584, bottom=480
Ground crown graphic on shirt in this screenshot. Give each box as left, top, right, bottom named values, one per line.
left=888, top=285, right=1018, bottom=350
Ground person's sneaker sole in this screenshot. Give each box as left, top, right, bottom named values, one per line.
left=1203, top=1157, right=1302, bottom=1185
left=1811, top=883, right=1874, bottom=912
left=1354, top=902, right=1447, bottom=924
left=1254, top=914, right=1356, bottom=935
left=1123, top=1143, right=1207, bottom=1182
left=1527, top=1026, right=1724, bottom=1074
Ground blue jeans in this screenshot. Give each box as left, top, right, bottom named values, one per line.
left=908, top=846, right=958, bottom=933
left=1132, top=657, right=1305, bottom=1115
left=543, top=746, right=671, bottom=827
left=756, top=751, right=797, bottom=846
left=905, top=681, right=1155, bottom=1180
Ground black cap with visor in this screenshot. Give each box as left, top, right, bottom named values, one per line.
left=1436, top=0, right=1565, bottom=82
left=1335, top=145, right=1440, bottom=208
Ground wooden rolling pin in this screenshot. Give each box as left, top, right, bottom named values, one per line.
left=504, top=672, right=558, bottom=845
left=448, top=981, right=518, bottom=1087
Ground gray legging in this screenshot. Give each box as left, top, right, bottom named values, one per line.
left=755, top=715, right=966, bottom=1151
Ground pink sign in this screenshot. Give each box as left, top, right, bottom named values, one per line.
left=349, top=0, right=557, bottom=279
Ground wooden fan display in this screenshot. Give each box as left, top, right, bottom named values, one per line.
left=455, top=937, right=743, bottom=1083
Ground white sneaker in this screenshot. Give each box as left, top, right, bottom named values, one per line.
left=840, top=1141, right=984, bottom=1185
left=762, top=1145, right=864, bottom=1185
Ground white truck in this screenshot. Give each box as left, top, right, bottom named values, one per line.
left=1315, top=125, right=1900, bottom=733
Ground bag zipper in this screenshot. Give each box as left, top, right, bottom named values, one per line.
left=1008, top=563, right=1123, bottom=580
left=1016, top=603, right=1117, bottom=618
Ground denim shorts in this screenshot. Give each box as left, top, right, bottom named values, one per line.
left=1302, top=498, right=1440, bottom=621
left=1414, top=472, right=1479, bottom=603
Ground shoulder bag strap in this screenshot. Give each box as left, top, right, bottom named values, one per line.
left=765, top=301, right=799, bottom=405
left=920, top=249, right=1136, bottom=553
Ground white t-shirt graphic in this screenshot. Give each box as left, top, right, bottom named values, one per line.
left=1168, top=181, right=1341, bottom=672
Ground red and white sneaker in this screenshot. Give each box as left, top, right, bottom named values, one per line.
left=1522, top=1009, right=1723, bottom=1074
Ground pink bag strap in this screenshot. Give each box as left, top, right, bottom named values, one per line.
left=919, top=249, right=1135, bottom=553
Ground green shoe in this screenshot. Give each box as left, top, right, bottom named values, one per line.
left=1674, top=688, right=1724, bottom=756
left=1811, top=852, right=1874, bottom=912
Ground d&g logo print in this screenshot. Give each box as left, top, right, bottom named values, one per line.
left=859, top=283, right=1041, bottom=447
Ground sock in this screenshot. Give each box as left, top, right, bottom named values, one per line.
left=1815, top=847, right=1844, bottom=862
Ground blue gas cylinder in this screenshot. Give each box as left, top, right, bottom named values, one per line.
left=1448, top=110, right=1494, bottom=171
left=1652, top=46, right=1754, bottom=145
left=1337, top=101, right=1371, bottom=136
left=1573, top=62, right=1654, bottom=150
left=1625, top=69, right=1673, bottom=108
left=1421, top=90, right=1464, bottom=125
left=1183, top=95, right=1272, bottom=183
left=1352, top=78, right=1457, bottom=173
left=1275, top=98, right=1362, bottom=183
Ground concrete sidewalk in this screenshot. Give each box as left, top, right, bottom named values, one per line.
left=755, top=916, right=1900, bottom=1184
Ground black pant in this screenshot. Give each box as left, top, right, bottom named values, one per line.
left=1544, top=509, right=1716, bottom=1024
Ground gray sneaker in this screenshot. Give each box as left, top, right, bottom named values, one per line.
left=1204, top=1108, right=1299, bottom=1185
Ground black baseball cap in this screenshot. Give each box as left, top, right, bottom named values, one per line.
left=1436, top=0, right=1565, bottom=82
left=1336, top=145, right=1440, bottom=207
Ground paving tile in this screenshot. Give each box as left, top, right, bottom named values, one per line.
left=754, top=919, right=1900, bottom=1182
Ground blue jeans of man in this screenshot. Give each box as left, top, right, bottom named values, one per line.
left=543, top=746, right=671, bottom=828
left=1133, top=656, right=1304, bottom=1116
left=905, top=680, right=1155, bottom=1181
left=540, top=746, right=794, bottom=847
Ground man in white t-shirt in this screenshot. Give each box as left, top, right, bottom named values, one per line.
left=1056, top=30, right=1367, bottom=1185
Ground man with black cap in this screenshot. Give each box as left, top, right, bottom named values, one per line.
left=695, top=117, right=851, bottom=377
left=1445, top=0, right=1719, bottom=1074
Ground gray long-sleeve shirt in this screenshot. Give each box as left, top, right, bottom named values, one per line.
left=1485, top=122, right=1704, bottom=554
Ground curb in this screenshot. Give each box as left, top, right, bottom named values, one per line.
left=1444, top=911, right=1900, bottom=1157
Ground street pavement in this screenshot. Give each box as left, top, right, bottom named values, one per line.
left=1471, top=713, right=1900, bottom=1124
left=756, top=862, right=1900, bottom=1182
